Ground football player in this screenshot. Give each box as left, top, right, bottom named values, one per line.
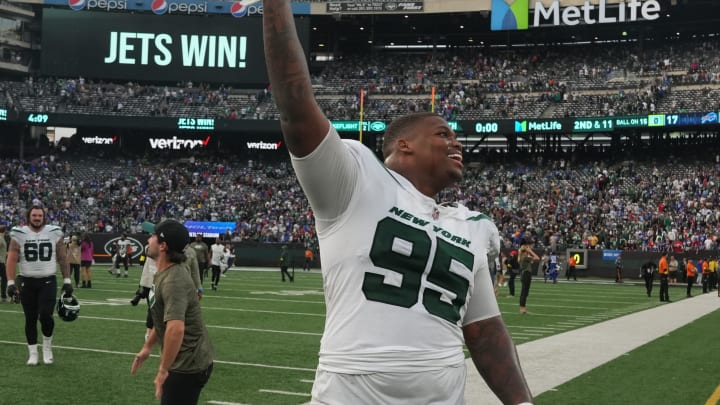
left=113, top=233, right=131, bottom=277
left=262, top=2, right=533, bottom=404
left=6, top=205, right=72, bottom=365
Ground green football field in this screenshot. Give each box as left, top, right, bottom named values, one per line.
left=0, top=267, right=717, bottom=405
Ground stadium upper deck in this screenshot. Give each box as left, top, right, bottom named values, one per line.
left=0, top=0, right=719, bottom=154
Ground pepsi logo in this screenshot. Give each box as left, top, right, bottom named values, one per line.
left=230, top=2, right=248, bottom=18
left=68, top=0, right=86, bottom=11
left=151, top=0, right=169, bottom=15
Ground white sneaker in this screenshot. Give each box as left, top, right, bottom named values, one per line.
left=27, top=344, right=38, bottom=366
left=42, top=336, right=53, bottom=365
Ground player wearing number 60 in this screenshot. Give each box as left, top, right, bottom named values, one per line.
left=6, top=204, right=73, bottom=366
left=262, top=2, right=533, bottom=404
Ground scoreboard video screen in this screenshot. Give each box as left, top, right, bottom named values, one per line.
left=40, top=9, right=309, bottom=86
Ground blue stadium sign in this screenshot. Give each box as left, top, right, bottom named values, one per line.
left=183, top=221, right=236, bottom=237
left=602, top=250, right=622, bottom=261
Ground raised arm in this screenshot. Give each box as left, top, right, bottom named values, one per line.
left=263, top=0, right=329, bottom=157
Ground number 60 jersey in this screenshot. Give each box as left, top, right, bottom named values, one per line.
left=291, top=126, right=501, bottom=374
left=11, top=224, right=63, bottom=278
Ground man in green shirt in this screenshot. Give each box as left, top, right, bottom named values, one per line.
left=131, top=220, right=213, bottom=404
left=189, top=234, right=210, bottom=283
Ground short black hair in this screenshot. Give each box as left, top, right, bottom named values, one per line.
left=382, top=112, right=439, bottom=159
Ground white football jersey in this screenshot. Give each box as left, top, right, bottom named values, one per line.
left=210, top=244, right=226, bottom=266
left=117, top=239, right=131, bottom=255
left=292, top=126, right=500, bottom=374
left=10, top=225, right=63, bottom=278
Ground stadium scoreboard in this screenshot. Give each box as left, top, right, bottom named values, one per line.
left=469, top=111, right=718, bottom=135
left=6, top=111, right=718, bottom=135
left=177, top=118, right=215, bottom=131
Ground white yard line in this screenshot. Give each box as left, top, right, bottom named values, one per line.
left=0, top=339, right=316, bottom=372
left=258, top=389, right=311, bottom=397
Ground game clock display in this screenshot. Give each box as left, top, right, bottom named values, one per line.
left=474, top=121, right=501, bottom=133
left=27, top=113, right=50, bottom=124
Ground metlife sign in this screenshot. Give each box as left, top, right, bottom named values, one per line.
left=40, top=9, right=309, bottom=85
left=491, top=0, right=661, bottom=31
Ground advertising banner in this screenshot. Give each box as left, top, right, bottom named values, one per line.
left=40, top=9, right=309, bottom=86
left=327, top=1, right=423, bottom=13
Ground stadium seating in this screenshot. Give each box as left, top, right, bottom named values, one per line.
left=2, top=38, right=720, bottom=253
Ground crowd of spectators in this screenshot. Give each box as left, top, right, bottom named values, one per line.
left=2, top=145, right=720, bottom=255
left=0, top=150, right=316, bottom=247
left=2, top=37, right=720, bottom=253
left=1, top=37, right=720, bottom=122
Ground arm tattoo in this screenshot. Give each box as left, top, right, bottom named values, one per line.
left=263, top=0, right=313, bottom=119
left=464, top=317, right=533, bottom=404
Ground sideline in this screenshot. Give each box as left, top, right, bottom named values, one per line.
left=705, top=384, right=720, bottom=405
left=464, top=293, right=720, bottom=403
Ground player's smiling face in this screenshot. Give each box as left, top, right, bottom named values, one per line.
left=410, top=115, right=464, bottom=186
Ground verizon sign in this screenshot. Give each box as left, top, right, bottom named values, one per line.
left=82, top=136, right=117, bottom=144
left=246, top=141, right=282, bottom=150
left=149, top=135, right=210, bottom=149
